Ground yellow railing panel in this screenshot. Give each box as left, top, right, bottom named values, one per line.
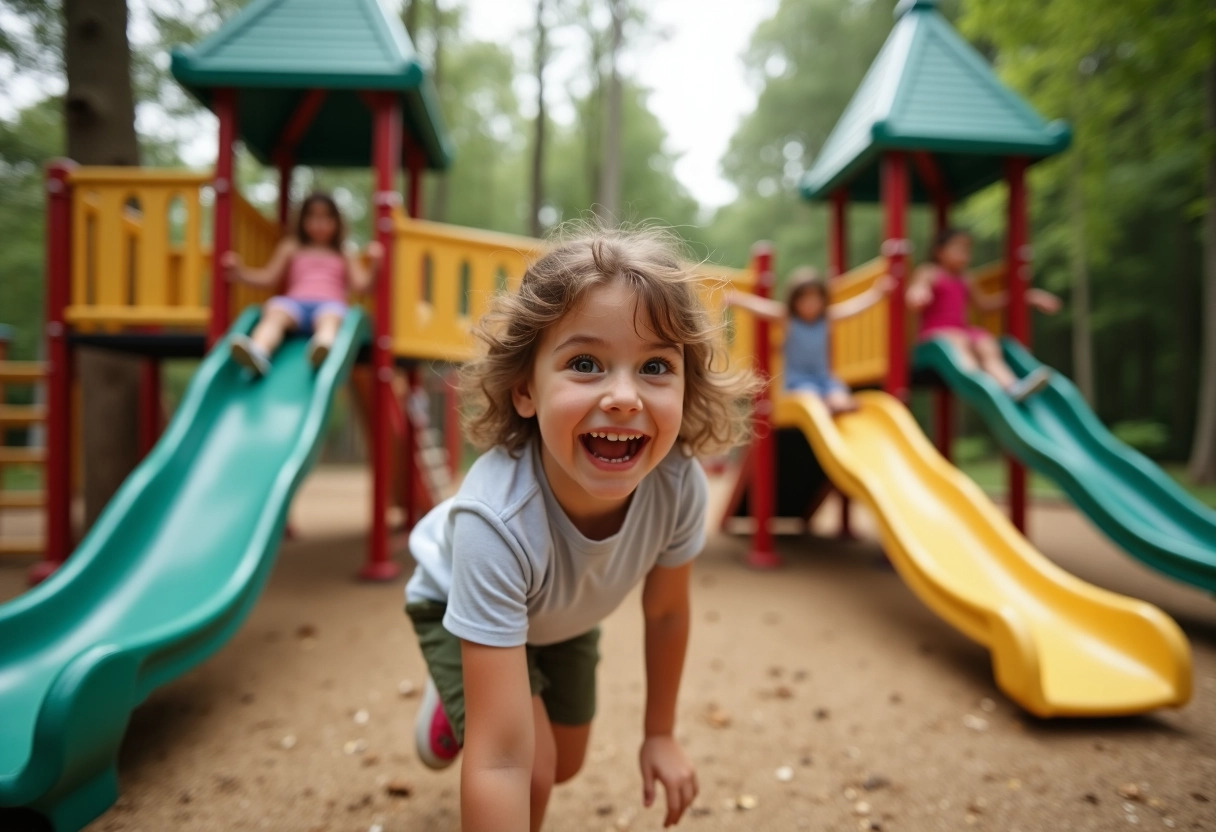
left=229, top=193, right=281, bottom=320
left=67, top=168, right=214, bottom=330
left=971, top=261, right=1007, bottom=337
left=829, top=257, right=890, bottom=387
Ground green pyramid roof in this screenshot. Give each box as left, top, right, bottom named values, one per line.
left=800, top=0, right=1069, bottom=203
left=171, top=0, right=451, bottom=170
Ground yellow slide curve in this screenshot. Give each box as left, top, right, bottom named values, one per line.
left=778, top=391, right=1192, bottom=717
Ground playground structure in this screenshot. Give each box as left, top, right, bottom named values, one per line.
left=0, top=0, right=1210, bottom=828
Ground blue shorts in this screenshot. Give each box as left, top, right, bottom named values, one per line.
left=266, top=297, right=348, bottom=333
left=785, top=373, right=849, bottom=397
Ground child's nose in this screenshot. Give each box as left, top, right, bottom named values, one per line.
left=601, top=372, right=642, bottom=411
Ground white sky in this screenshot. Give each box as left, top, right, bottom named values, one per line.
left=0, top=0, right=776, bottom=209
left=462, top=0, right=776, bottom=208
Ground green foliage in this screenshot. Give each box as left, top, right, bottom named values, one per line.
left=1110, top=420, right=1170, bottom=455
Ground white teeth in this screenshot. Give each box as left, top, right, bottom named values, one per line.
left=586, top=431, right=643, bottom=441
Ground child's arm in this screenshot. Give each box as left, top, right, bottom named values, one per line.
left=905, top=264, right=937, bottom=309
left=724, top=289, right=786, bottom=322
left=460, top=640, right=534, bottom=832
left=968, top=282, right=1063, bottom=314
left=640, top=561, right=698, bottom=827
left=826, top=276, right=895, bottom=320
left=346, top=240, right=384, bottom=294
left=222, top=238, right=297, bottom=287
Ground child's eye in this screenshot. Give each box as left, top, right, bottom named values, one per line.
left=569, top=355, right=601, bottom=374
left=641, top=358, right=674, bottom=375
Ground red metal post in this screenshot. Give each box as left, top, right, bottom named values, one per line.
left=827, top=188, right=855, bottom=538
left=829, top=189, right=847, bottom=278
left=139, top=359, right=161, bottom=457
left=32, top=160, right=77, bottom=584
left=882, top=152, right=910, bottom=401
left=1006, top=156, right=1031, bottom=532
left=401, top=368, right=416, bottom=527
left=935, top=194, right=950, bottom=237
left=363, top=93, right=403, bottom=581
left=405, top=366, right=421, bottom=527
left=209, top=88, right=238, bottom=346
left=935, top=387, right=954, bottom=462
left=746, top=242, right=780, bottom=569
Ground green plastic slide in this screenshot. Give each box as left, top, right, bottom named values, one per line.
left=916, top=337, right=1216, bottom=593
left=0, top=308, right=369, bottom=831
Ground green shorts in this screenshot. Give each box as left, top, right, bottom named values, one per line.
left=406, top=600, right=600, bottom=743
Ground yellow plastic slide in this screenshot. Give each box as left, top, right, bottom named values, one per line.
left=777, top=391, right=1192, bottom=717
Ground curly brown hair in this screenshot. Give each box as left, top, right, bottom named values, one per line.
left=461, top=225, right=758, bottom=457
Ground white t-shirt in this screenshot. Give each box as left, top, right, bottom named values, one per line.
left=405, top=439, right=709, bottom=647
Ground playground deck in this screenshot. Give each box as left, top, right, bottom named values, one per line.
left=2, top=468, right=1212, bottom=832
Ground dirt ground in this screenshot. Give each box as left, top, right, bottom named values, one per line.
left=1, top=467, right=1214, bottom=832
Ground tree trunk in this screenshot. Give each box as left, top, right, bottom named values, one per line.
left=1188, top=59, right=1216, bottom=484
left=596, top=0, right=624, bottom=225
left=63, top=0, right=142, bottom=529
left=530, top=0, right=547, bottom=238
left=1068, top=141, right=1095, bottom=404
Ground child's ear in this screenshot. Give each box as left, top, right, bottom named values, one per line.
left=512, top=378, right=537, bottom=419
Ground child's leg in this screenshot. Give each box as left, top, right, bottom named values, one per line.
left=932, top=330, right=980, bottom=372
left=251, top=303, right=298, bottom=356
left=823, top=388, right=857, bottom=414
left=973, top=332, right=1018, bottom=389
left=551, top=722, right=592, bottom=783
left=311, top=309, right=345, bottom=348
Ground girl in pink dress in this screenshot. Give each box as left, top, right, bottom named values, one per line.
left=224, top=192, right=381, bottom=377
left=907, top=228, right=1061, bottom=401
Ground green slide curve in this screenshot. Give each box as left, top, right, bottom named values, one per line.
left=0, top=307, right=369, bottom=831
left=916, top=337, right=1216, bottom=593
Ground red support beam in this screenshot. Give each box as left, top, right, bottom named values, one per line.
left=829, top=189, right=848, bottom=278
left=935, top=387, right=954, bottom=462
left=882, top=152, right=910, bottom=401
left=826, top=188, right=855, bottom=538
left=32, top=160, right=77, bottom=584
left=1006, top=156, right=1031, bottom=532
left=746, top=242, right=780, bottom=569
left=406, top=146, right=425, bottom=219
left=139, top=359, right=161, bottom=458
left=279, top=90, right=327, bottom=153
left=208, top=88, right=238, bottom=346
left=363, top=92, right=404, bottom=582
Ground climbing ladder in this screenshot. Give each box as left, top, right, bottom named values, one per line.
left=0, top=328, right=48, bottom=556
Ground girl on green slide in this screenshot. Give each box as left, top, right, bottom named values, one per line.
left=224, top=192, right=381, bottom=377
left=908, top=227, right=1061, bottom=401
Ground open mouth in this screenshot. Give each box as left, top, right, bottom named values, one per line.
left=579, top=431, right=650, bottom=465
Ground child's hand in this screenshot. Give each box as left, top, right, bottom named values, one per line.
left=1028, top=288, right=1062, bottom=314
left=221, top=250, right=241, bottom=281
left=366, top=240, right=385, bottom=263
left=906, top=281, right=932, bottom=309
left=640, top=735, right=698, bottom=827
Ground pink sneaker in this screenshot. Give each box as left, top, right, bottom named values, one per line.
left=415, top=678, right=460, bottom=769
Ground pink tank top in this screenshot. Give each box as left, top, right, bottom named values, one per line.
left=920, top=267, right=969, bottom=334
left=286, top=249, right=348, bottom=302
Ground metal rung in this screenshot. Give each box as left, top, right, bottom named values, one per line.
left=0, top=447, right=45, bottom=464
left=0, top=539, right=44, bottom=556
left=0, top=405, right=47, bottom=425
left=0, top=362, right=48, bottom=382
left=0, top=491, right=45, bottom=508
